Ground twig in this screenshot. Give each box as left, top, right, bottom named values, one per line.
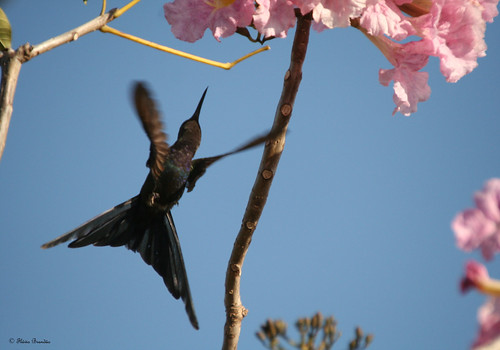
left=100, top=25, right=270, bottom=70
left=0, top=9, right=118, bottom=162
left=222, top=10, right=312, bottom=350
left=0, top=0, right=270, bottom=162
left=0, top=51, right=21, bottom=161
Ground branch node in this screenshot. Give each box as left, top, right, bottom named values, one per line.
left=19, top=44, right=33, bottom=61
left=280, top=103, right=292, bottom=117
left=242, top=307, right=249, bottom=317
left=230, top=264, right=241, bottom=275
left=284, top=69, right=291, bottom=80
left=245, top=221, right=257, bottom=230
left=227, top=305, right=248, bottom=324
left=261, top=169, right=274, bottom=180
left=0, top=48, right=14, bottom=59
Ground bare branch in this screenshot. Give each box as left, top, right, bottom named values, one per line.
left=25, top=12, right=117, bottom=61
left=0, top=9, right=118, bottom=162
left=0, top=51, right=21, bottom=161
left=222, top=11, right=313, bottom=350
left=0, top=2, right=271, bottom=162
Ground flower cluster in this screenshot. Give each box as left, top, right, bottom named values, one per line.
left=460, top=261, right=500, bottom=349
left=453, top=179, right=500, bottom=261
left=163, top=0, right=498, bottom=116
left=452, top=179, right=500, bottom=349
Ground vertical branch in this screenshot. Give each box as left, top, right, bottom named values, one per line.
left=0, top=52, right=21, bottom=161
left=222, top=11, right=312, bottom=350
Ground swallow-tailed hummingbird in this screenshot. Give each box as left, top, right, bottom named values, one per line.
left=41, top=82, right=273, bottom=329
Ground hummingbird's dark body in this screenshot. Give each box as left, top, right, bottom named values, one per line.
left=42, top=82, right=273, bottom=329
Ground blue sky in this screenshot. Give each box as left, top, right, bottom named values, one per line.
left=1, top=1, right=500, bottom=349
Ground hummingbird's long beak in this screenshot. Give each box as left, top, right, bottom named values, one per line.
left=190, top=87, right=208, bottom=122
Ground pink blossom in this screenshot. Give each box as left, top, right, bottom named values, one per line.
left=163, top=0, right=254, bottom=42
left=253, top=0, right=297, bottom=38
left=473, top=297, right=500, bottom=349
left=360, top=0, right=415, bottom=41
left=358, top=0, right=498, bottom=114
left=475, top=179, right=500, bottom=223
left=452, top=179, right=500, bottom=260
left=310, top=0, right=367, bottom=31
left=460, top=261, right=500, bottom=349
left=461, top=260, right=490, bottom=293
left=379, top=66, right=430, bottom=116
left=414, top=0, right=488, bottom=83
left=370, top=36, right=431, bottom=116
left=293, top=0, right=321, bottom=16
left=479, top=0, right=500, bottom=23
left=453, top=209, right=499, bottom=260
left=162, top=0, right=498, bottom=116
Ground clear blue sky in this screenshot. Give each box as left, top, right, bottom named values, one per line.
left=1, top=1, right=500, bottom=349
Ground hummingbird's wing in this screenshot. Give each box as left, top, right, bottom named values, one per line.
left=186, top=130, right=276, bottom=192
left=133, top=82, right=169, bottom=180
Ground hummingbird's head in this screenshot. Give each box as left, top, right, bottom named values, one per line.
left=177, top=88, right=207, bottom=149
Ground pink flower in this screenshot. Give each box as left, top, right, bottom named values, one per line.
left=460, top=261, right=500, bottom=349
left=162, top=0, right=498, bottom=116
left=253, top=0, right=297, bottom=38
left=365, top=34, right=431, bottom=116
left=474, top=297, right=500, bottom=349
left=461, top=260, right=491, bottom=293
left=379, top=66, right=430, bottom=116
left=356, top=1, right=430, bottom=115
left=360, top=0, right=415, bottom=41
left=293, top=0, right=321, bottom=16
left=356, top=0, right=498, bottom=114
left=310, top=0, right=367, bottom=31
left=452, top=179, right=500, bottom=260
left=479, top=0, right=500, bottom=23
left=453, top=209, right=499, bottom=260
left=413, top=0, right=489, bottom=83
left=163, top=0, right=254, bottom=42
left=475, top=179, right=500, bottom=223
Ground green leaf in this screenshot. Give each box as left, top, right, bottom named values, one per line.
left=0, top=8, right=12, bottom=50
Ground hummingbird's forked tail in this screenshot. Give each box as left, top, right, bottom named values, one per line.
left=41, top=196, right=199, bottom=329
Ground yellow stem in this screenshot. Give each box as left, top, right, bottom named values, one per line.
left=114, top=0, right=141, bottom=18
left=100, top=25, right=270, bottom=70
left=230, top=45, right=271, bottom=67
left=100, top=0, right=106, bottom=15
left=478, top=278, right=500, bottom=297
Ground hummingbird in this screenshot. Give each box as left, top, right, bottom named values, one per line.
left=41, top=82, right=274, bottom=330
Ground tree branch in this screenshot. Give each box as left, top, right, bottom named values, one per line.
left=0, top=9, right=118, bottom=162
left=222, top=11, right=312, bottom=350
left=0, top=3, right=271, bottom=162
left=21, top=12, right=117, bottom=61
left=0, top=51, right=21, bottom=161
